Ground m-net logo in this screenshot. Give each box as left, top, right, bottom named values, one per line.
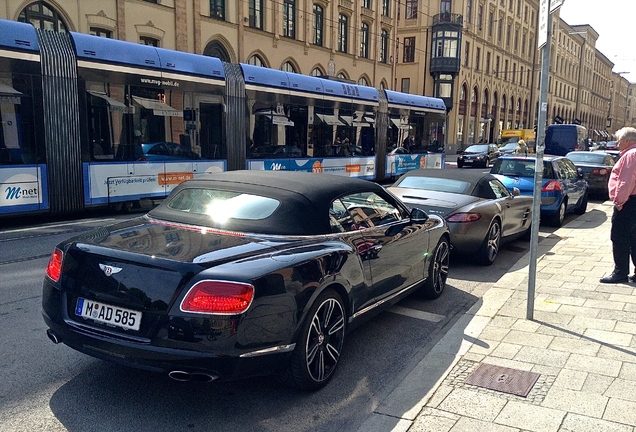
left=4, top=186, right=39, bottom=201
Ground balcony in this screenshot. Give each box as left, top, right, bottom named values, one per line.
left=430, top=57, right=461, bottom=75
left=433, top=13, right=463, bottom=27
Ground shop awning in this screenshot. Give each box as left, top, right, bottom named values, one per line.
left=316, top=113, right=344, bottom=126
left=88, top=91, right=134, bottom=114
left=133, top=96, right=182, bottom=117
left=256, top=111, right=294, bottom=126
left=390, top=118, right=411, bottom=130
left=0, top=82, right=22, bottom=104
left=339, top=115, right=371, bottom=127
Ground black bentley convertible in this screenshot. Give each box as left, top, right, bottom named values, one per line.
left=43, top=171, right=450, bottom=390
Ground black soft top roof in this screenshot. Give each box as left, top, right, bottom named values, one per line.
left=395, top=168, right=501, bottom=199
left=149, top=170, right=387, bottom=235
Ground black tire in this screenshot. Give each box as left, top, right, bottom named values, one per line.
left=549, top=200, right=566, bottom=227
left=476, top=219, right=501, bottom=265
left=420, top=236, right=450, bottom=299
left=280, top=289, right=346, bottom=391
left=574, top=193, right=588, bottom=215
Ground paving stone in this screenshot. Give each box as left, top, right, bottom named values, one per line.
left=495, top=400, right=565, bottom=432
left=604, top=378, right=636, bottom=402
left=437, top=388, right=507, bottom=422
left=565, top=353, right=622, bottom=377
left=583, top=328, right=633, bottom=347
left=604, top=398, right=636, bottom=425
left=561, top=413, right=633, bottom=432
left=502, top=330, right=553, bottom=348
left=552, top=368, right=587, bottom=391
left=450, top=416, right=519, bottom=432
left=541, top=387, right=608, bottom=417
left=513, top=346, right=570, bottom=367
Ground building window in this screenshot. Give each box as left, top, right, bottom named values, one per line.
left=497, top=17, right=503, bottom=42
left=466, top=0, right=472, bottom=23
left=360, top=23, right=370, bottom=58
left=310, top=68, right=323, bottom=77
left=504, top=59, right=509, bottom=81
left=338, top=14, right=348, bottom=53
left=313, top=4, right=323, bottom=46
left=477, top=5, right=483, bottom=31
left=514, top=29, right=519, bottom=51
left=403, top=37, right=415, bottom=62
left=140, top=36, right=159, bottom=47
left=441, top=0, right=452, bottom=14
left=406, top=0, right=418, bottom=19
left=486, top=52, right=491, bottom=75
left=382, top=0, right=391, bottom=16
left=248, top=55, right=265, bottom=67
left=506, top=23, right=511, bottom=47
left=210, top=0, right=225, bottom=20
left=401, top=78, right=410, bottom=93
left=18, top=2, right=68, bottom=32
left=380, top=29, right=389, bottom=63
left=282, top=62, right=296, bottom=73
left=358, top=76, right=369, bottom=86
left=90, top=27, right=111, bottom=38
left=464, top=41, right=470, bottom=67
left=284, top=0, right=296, bottom=39
left=495, top=55, right=499, bottom=76
left=362, top=0, right=371, bottom=8
left=432, top=30, right=459, bottom=58
left=522, top=33, right=526, bottom=55
left=249, top=0, right=263, bottom=29
left=488, top=11, right=493, bottom=37
left=475, top=47, right=480, bottom=71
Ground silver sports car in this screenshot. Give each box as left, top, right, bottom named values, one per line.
left=388, top=169, right=533, bottom=265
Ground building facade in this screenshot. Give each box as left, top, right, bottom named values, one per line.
left=1, top=0, right=631, bottom=150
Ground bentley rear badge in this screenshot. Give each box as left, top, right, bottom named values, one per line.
left=99, top=264, right=123, bottom=277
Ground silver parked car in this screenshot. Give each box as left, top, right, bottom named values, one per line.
left=389, top=169, right=533, bottom=265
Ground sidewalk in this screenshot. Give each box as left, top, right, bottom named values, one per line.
left=359, top=200, right=636, bottom=432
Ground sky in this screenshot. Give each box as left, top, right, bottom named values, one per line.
left=558, top=1, right=636, bottom=82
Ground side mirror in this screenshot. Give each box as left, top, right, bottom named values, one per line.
left=410, top=207, right=429, bottom=223
left=512, top=187, right=521, bottom=197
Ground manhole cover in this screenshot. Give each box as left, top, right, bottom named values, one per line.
left=464, top=363, right=540, bottom=397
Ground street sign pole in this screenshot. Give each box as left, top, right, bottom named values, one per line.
left=528, top=0, right=560, bottom=320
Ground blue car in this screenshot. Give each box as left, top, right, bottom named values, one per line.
left=490, top=155, right=588, bottom=227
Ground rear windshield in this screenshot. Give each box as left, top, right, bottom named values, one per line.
left=166, top=188, right=280, bottom=222
left=566, top=152, right=609, bottom=164
left=395, top=176, right=471, bottom=194
left=491, top=159, right=553, bottom=178
left=464, top=144, right=489, bottom=152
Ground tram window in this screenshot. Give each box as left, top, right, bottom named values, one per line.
left=0, top=75, right=42, bottom=165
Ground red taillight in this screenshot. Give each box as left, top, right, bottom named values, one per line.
left=542, top=180, right=563, bottom=192
left=46, top=248, right=64, bottom=282
left=137, top=156, right=147, bottom=161
left=447, top=212, right=482, bottom=223
left=181, top=280, right=254, bottom=314
left=592, top=168, right=608, bottom=175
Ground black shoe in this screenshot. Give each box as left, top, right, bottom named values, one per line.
left=629, top=274, right=636, bottom=283
left=600, top=272, right=628, bottom=284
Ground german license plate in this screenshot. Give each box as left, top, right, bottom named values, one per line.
left=75, top=298, right=141, bottom=331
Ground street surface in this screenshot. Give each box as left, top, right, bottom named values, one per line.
left=0, top=177, right=583, bottom=432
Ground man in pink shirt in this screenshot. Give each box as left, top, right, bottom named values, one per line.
left=600, top=127, right=636, bottom=283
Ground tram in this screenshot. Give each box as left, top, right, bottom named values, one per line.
left=0, top=18, right=447, bottom=217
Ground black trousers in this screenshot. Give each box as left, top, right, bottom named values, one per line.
left=610, top=196, right=636, bottom=275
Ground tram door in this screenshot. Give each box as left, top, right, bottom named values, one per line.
left=199, top=102, right=224, bottom=159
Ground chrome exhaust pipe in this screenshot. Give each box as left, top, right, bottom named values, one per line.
left=168, top=371, right=192, bottom=382
left=47, top=329, right=61, bottom=344
left=168, top=370, right=219, bottom=383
